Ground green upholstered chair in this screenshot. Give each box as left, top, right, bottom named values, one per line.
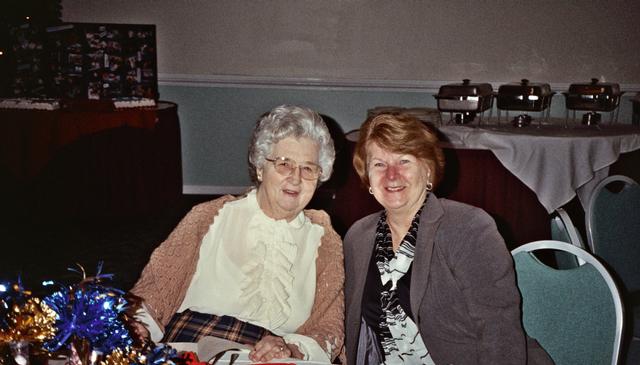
left=587, top=175, right=640, bottom=341
left=512, top=240, right=624, bottom=365
left=586, top=175, right=640, bottom=363
left=550, top=207, right=586, bottom=269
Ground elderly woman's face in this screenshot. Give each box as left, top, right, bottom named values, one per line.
left=256, top=136, right=320, bottom=221
left=367, top=142, right=430, bottom=218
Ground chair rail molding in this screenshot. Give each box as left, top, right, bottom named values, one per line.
left=159, top=73, right=640, bottom=93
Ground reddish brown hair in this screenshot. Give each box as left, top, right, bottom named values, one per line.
left=352, top=113, right=445, bottom=188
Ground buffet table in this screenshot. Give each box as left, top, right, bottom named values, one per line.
left=331, top=124, right=640, bottom=248
left=440, top=124, right=640, bottom=213
left=0, top=101, right=182, bottom=219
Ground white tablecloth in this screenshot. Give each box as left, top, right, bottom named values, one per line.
left=439, top=124, right=640, bottom=213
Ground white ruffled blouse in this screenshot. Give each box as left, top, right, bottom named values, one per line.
left=178, top=189, right=325, bottom=338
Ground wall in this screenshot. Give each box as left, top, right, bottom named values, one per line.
left=62, top=0, right=640, bottom=192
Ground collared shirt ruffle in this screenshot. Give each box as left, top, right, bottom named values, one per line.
left=238, top=210, right=300, bottom=329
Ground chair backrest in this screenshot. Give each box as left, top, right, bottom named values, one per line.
left=512, top=240, right=624, bottom=365
left=550, top=208, right=586, bottom=268
left=586, top=175, right=640, bottom=294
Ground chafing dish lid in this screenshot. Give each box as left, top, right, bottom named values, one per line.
left=436, top=79, right=493, bottom=97
left=567, top=78, right=621, bottom=96
left=498, top=79, right=553, bottom=97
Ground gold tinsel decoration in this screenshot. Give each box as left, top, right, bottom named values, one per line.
left=0, top=298, right=57, bottom=343
left=101, top=347, right=143, bottom=365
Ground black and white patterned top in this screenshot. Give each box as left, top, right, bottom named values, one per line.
left=372, top=203, right=434, bottom=365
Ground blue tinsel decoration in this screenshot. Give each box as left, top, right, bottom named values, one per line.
left=145, top=344, right=178, bottom=365
left=41, top=263, right=133, bottom=353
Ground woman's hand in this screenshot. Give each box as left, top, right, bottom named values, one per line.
left=128, top=320, right=151, bottom=347
left=249, top=335, right=303, bottom=362
left=122, top=292, right=151, bottom=347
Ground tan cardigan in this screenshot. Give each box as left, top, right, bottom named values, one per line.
left=130, top=195, right=345, bottom=361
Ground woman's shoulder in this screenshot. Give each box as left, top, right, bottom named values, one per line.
left=303, top=208, right=332, bottom=227
left=344, top=210, right=382, bottom=241
left=189, top=194, right=242, bottom=214
left=436, top=196, right=478, bottom=211
left=173, top=195, right=245, bottom=230
left=430, top=196, right=503, bottom=247
left=414, top=195, right=501, bottom=249
left=435, top=197, right=494, bottom=224
left=304, top=209, right=342, bottom=242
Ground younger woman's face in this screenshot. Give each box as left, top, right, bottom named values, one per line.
left=366, top=142, right=430, bottom=218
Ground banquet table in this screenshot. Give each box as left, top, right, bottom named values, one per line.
left=329, top=123, right=640, bottom=248
left=0, top=101, right=182, bottom=219
left=440, top=124, right=640, bottom=213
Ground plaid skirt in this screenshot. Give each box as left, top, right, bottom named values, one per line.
left=161, top=309, right=274, bottom=345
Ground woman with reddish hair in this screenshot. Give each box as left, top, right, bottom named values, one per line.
left=343, top=113, right=552, bottom=364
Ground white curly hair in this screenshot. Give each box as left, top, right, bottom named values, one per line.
left=248, top=105, right=335, bottom=184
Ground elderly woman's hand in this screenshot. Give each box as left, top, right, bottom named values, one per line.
left=127, top=320, right=151, bottom=347
left=249, top=335, right=303, bottom=362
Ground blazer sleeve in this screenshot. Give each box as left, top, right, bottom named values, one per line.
left=447, top=207, right=527, bottom=364
left=295, top=209, right=345, bottom=362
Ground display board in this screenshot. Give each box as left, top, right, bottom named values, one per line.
left=5, top=22, right=157, bottom=100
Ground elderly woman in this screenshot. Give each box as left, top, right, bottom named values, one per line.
left=130, top=105, right=344, bottom=363
left=343, top=114, right=553, bottom=364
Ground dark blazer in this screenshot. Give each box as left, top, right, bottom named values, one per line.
left=343, top=194, right=553, bottom=365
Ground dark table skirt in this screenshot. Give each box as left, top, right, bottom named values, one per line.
left=0, top=102, right=182, bottom=220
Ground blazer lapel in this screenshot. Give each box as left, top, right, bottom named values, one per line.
left=410, top=194, right=444, bottom=323
left=345, top=214, right=380, bottom=350
left=351, top=226, right=377, bottom=302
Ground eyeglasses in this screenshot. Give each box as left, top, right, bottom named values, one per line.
left=265, top=157, right=322, bottom=180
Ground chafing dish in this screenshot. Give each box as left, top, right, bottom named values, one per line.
left=497, top=79, right=554, bottom=112
left=497, top=79, right=555, bottom=126
left=564, top=78, right=623, bottom=112
left=434, top=79, right=494, bottom=124
left=563, top=78, right=625, bottom=124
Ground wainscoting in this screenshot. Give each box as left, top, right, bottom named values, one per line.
left=159, top=77, right=639, bottom=193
